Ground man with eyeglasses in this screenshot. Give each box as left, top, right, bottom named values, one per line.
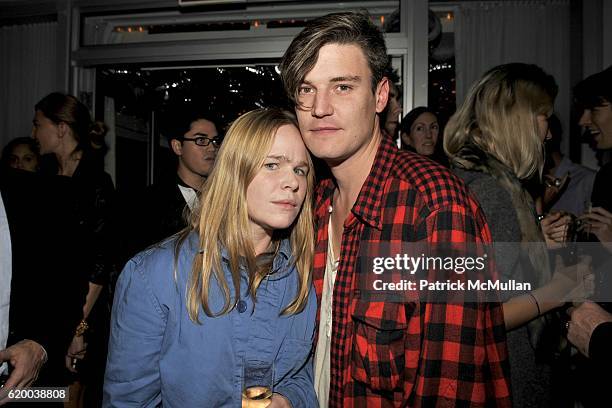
left=120, top=108, right=222, bottom=262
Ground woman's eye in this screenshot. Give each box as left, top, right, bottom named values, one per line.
left=294, top=167, right=308, bottom=176
left=264, top=162, right=279, bottom=170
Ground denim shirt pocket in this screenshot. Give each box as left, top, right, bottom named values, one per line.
left=350, top=300, right=409, bottom=392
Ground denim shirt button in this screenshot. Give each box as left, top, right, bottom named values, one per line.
left=237, top=300, right=247, bottom=313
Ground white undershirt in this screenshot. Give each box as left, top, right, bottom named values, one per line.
left=178, top=184, right=198, bottom=211
left=0, top=194, right=12, bottom=375
left=314, top=208, right=339, bottom=407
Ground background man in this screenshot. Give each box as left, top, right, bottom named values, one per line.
left=121, top=108, right=221, bottom=262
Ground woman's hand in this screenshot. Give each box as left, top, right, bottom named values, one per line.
left=65, top=335, right=87, bottom=373
left=579, top=206, right=612, bottom=253
left=541, top=211, right=573, bottom=249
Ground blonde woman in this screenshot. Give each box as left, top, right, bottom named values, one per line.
left=445, top=63, right=589, bottom=407
left=104, top=108, right=317, bottom=407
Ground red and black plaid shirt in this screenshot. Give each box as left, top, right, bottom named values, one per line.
left=313, top=135, right=511, bottom=407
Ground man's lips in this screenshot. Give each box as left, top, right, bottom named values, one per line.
left=311, top=126, right=340, bottom=133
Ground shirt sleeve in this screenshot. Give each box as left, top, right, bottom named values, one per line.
left=103, top=259, right=166, bottom=408
left=274, top=287, right=318, bottom=407
left=412, top=203, right=511, bottom=406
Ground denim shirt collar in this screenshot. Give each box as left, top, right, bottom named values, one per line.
left=191, top=232, right=294, bottom=281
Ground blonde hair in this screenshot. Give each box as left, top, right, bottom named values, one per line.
left=176, top=108, right=315, bottom=322
left=444, top=63, right=557, bottom=179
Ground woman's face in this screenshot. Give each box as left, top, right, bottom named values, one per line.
left=31, top=110, right=61, bottom=155
left=402, top=112, right=439, bottom=156
left=246, top=124, right=310, bottom=240
left=536, top=113, right=552, bottom=142
left=579, top=102, right=612, bottom=150
left=8, top=143, right=38, bottom=172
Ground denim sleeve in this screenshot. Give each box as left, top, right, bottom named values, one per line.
left=275, top=351, right=318, bottom=407
left=103, top=258, right=167, bottom=407
left=274, top=288, right=318, bottom=407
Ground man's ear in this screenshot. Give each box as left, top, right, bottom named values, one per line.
left=375, top=77, right=390, bottom=114
left=170, top=139, right=183, bottom=156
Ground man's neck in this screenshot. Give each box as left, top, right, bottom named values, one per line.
left=329, top=130, right=382, bottom=213
left=549, top=152, right=563, bottom=175
left=176, top=167, right=205, bottom=191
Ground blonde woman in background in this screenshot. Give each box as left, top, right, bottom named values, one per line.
left=445, top=63, right=591, bottom=407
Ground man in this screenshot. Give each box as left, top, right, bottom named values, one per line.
left=0, top=189, right=46, bottom=402
left=280, top=12, right=511, bottom=407
left=122, top=109, right=221, bottom=260
left=541, top=114, right=595, bottom=216
left=0, top=168, right=87, bottom=405
left=380, top=67, right=402, bottom=139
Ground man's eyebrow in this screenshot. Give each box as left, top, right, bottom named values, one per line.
left=300, top=76, right=362, bottom=86
left=330, top=75, right=361, bottom=83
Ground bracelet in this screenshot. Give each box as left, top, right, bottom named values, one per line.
left=75, top=319, right=89, bottom=337
left=528, top=293, right=541, bottom=317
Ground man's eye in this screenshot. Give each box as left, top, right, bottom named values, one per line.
left=336, top=85, right=351, bottom=92
left=298, top=86, right=313, bottom=94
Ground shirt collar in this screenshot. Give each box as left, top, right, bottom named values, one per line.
left=554, top=156, right=572, bottom=177
left=214, top=237, right=293, bottom=280
left=314, top=135, right=398, bottom=230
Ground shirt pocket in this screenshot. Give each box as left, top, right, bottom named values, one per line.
left=350, top=301, right=408, bottom=392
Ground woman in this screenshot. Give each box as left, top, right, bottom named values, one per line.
left=103, top=108, right=318, bottom=407
left=1, top=136, right=40, bottom=172
left=444, top=63, right=588, bottom=407
left=400, top=107, right=448, bottom=165
left=32, top=92, right=116, bottom=405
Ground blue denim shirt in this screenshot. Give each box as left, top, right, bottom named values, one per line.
left=103, top=233, right=317, bottom=407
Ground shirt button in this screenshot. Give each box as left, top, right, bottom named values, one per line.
left=237, top=300, right=247, bottom=313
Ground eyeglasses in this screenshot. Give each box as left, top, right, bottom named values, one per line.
left=180, top=134, right=222, bottom=148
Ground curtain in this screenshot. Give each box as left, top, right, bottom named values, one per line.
left=455, top=0, right=571, bottom=152
left=0, top=22, right=58, bottom=152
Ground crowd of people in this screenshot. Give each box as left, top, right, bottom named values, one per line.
left=0, top=11, right=611, bottom=408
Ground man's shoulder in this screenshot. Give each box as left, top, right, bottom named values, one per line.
left=389, top=150, right=471, bottom=209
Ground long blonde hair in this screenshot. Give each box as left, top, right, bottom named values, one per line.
left=444, top=63, right=557, bottom=179
left=176, top=108, right=315, bottom=322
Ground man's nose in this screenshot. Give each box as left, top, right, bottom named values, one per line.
left=312, top=93, right=333, bottom=118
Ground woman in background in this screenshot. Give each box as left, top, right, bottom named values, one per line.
left=445, top=63, right=589, bottom=407
left=104, top=108, right=317, bottom=407
left=32, top=92, right=116, bottom=407
left=400, top=107, right=448, bottom=165
left=1, top=137, right=40, bottom=172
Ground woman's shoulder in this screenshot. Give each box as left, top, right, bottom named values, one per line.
left=122, top=232, right=196, bottom=290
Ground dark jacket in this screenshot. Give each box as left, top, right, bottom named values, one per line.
left=0, top=168, right=89, bottom=385
left=119, top=175, right=192, bottom=265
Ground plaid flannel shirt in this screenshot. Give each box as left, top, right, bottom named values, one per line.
left=313, top=135, right=511, bottom=407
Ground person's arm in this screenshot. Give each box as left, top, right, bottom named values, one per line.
left=415, top=203, right=511, bottom=406
left=0, top=340, right=47, bottom=405
left=273, top=288, right=318, bottom=408
left=102, top=259, right=166, bottom=408
left=567, top=302, right=612, bottom=360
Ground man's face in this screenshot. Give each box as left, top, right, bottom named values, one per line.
left=384, top=83, right=402, bottom=136
left=172, top=119, right=219, bottom=179
left=294, top=43, right=388, bottom=166
left=579, top=101, right=612, bottom=150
